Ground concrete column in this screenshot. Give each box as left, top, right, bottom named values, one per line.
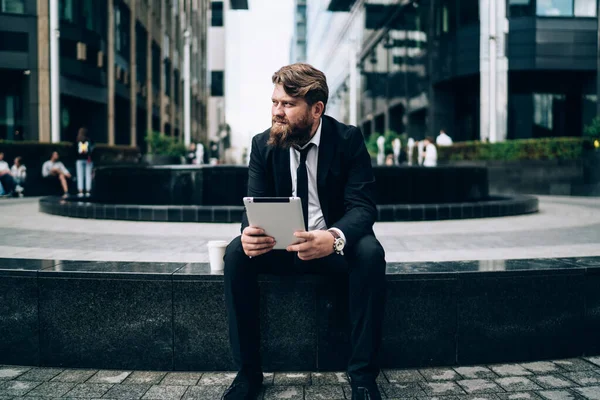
left=49, top=0, right=60, bottom=143
left=108, top=0, right=115, bottom=145
left=169, top=2, right=176, bottom=137
left=146, top=3, right=152, bottom=143
left=159, top=3, right=166, bottom=135
left=597, top=0, right=600, bottom=117
left=480, top=0, right=508, bottom=143
left=130, top=0, right=137, bottom=146
left=36, top=0, right=51, bottom=143
left=349, top=39, right=358, bottom=127
left=183, top=29, right=191, bottom=146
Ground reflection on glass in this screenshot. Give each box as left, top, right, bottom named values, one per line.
left=537, top=0, right=574, bottom=16
left=582, top=94, right=597, bottom=128
left=59, top=0, right=73, bottom=22
left=478, top=260, right=506, bottom=271
left=1, top=0, right=25, bottom=13
left=533, top=93, right=565, bottom=133
left=574, top=0, right=597, bottom=16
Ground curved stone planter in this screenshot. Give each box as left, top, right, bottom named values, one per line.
left=39, top=194, right=539, bottom=222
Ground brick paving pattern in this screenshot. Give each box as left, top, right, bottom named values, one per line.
left=0, top=357, right=599, bottom=399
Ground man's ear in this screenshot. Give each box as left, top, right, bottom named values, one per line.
left=312, top=101, right=325, bottom=118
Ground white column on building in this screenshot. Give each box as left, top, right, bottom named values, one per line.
left=480, top=0, right=508, bottom=143
left=49, top=0, right=60, bottom=143
left=184, top=29, right=192, bottom=146
left=349, top=38, right=358, bottom=127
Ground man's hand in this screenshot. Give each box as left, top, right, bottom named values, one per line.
left=286, top=230, right=335, bottom=261
left=241, top=226, right=276, bottom=257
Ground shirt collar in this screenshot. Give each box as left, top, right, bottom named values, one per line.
left=298, top=118, right=322, bottom=151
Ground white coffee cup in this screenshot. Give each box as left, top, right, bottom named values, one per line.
left=207, top=240, right=228, bottom=272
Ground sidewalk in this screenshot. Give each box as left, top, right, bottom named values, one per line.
left=0, top=196, right=599, bottom=263
left=1, top=357, right=600, bottom=399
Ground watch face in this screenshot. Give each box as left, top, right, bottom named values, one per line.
left=335, top=238, right=345, bottom=251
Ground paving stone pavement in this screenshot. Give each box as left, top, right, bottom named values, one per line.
left=1, top=357, right=600, bottom=399
left=0, top=196, right=599, bottom=263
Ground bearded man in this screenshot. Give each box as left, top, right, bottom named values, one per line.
left=222, top=63, right=386, bottom=400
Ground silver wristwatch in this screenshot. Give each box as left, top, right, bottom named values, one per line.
left=328, top=229, right=345, bottom=256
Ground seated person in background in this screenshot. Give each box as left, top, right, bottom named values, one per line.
left=0, top=152, right=17, bottom=196
left=186, top=143, right=197, bottom=164
left=11, top=156, right=26, bottom=197
left=42, top=151, right=71, bottom=198
left=421, top=137, right=438, bottom=167
left=385, top=154, right=394, bottom=166
left=436, top=129, right=453, bottom=146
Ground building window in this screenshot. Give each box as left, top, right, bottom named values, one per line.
left=536, top=0, right=597, bottom=16
left=82, top=0, right=94, bottom=31
left=114, top=2, right=130, bottom=58
left=582, top=94, right=597, bottom=130
left=509, top=0, right=535, bottom=17
left=533, top=93, right=566, bottom=136
left=537, top=0, right=574, bottom=16
left=459, top=0, right=479, bottom=26
left=435, top=0, right=456, bottom=36
left=59, top=0, right=74, bottom=22
left=211, top=70, right=224, bottom=96
left=211, top=1, right=223, bottom=27
left=574, top=0, right=596, bottom=16
left=0, top=31, right=28, bottom=52
left=1, top=0, right=25, bottom=14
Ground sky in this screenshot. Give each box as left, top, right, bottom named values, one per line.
left=225, top=0, right=295, bottom=151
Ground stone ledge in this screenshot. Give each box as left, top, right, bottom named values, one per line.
left=0, top=256, right=597, bottom=371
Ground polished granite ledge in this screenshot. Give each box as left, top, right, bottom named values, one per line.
left=0, top=256, right=597, bottom=279
left=1, top=256, right=598, bottom=371
left=38, top=194, right=539, bottom=222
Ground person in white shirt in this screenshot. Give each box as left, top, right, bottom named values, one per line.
left=42, top=151, right=72, bottom=197
left=436, top=129, right=453, bottom=146
left=422, top=137, right=438, bottom=167
left=10, top=156, right=26, bottom=197
left=0, top=152, right=17, bottom=195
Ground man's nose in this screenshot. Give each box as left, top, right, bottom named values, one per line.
left=273, top=104, right=285, bottom=116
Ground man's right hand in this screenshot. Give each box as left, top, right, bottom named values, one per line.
left=241, top=226, right=276, bottom=257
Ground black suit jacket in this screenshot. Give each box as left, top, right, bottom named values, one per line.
left=241, top=115, right=377, bottom=248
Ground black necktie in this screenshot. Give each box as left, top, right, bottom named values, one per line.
left=296, top=144, right=313, bottom=230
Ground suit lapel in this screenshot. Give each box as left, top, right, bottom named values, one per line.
left=317, top=118, right=336, bottom=225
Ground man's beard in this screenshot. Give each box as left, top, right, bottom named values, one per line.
left=268, top=113, right=313, bottom=149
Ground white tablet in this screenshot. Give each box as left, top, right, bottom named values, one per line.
left=243, top=197, right=306, bottom=250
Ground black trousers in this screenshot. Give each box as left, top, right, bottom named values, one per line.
left=0, top=174, right=16, bottom=194
left=223, top=234, right=386, bottom=384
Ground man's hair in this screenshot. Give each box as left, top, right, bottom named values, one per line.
left=425, top=136, right=435, bottom=143
left=272, top=63, right=328, bottom=112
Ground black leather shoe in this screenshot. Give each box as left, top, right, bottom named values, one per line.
left=351, top=383, right=382, bottom=400
left=221, top=372, right=263, bottom=400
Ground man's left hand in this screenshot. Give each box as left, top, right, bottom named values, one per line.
left=286, top=230, right=335, bottom=261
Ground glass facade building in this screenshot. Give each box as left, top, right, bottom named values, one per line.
left=310, top=0, right=599, bottom=142
left=0, top=0, right=222, bottom=149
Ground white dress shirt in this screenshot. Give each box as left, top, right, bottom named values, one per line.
left=289, top=119, right=346, bottom=243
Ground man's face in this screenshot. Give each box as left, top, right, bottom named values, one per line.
left=51, top=152, right=59, bottom=162
left=269, top=84, right=315, bottom=149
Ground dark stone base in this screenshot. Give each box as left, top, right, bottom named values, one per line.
left=38, top=195, right=539, bottom=222
left=0, top=256, right=598, bottom=371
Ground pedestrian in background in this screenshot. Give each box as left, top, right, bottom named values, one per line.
left=75, top=127, right=94, bottom=197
